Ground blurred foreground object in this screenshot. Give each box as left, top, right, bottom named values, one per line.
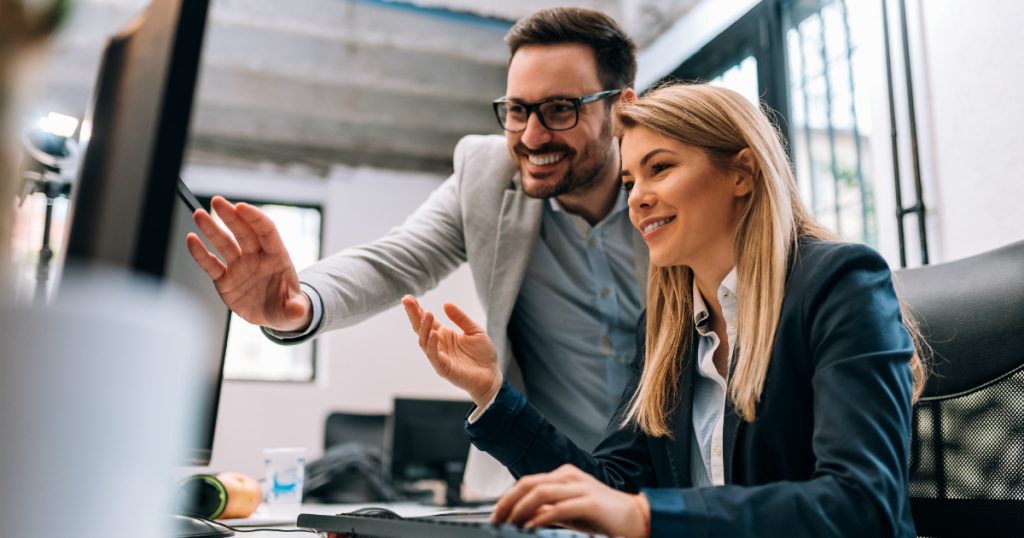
left=0, top=266, right=213, bottom=537
left=0, top=0, right=71, bottom=286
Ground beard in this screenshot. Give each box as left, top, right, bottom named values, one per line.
left=515, top=116, right=614, bottom=199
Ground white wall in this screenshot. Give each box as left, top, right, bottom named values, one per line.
left=183, top=162, right=481, bottom=477
left=912, top=0, right=1024, bottom=262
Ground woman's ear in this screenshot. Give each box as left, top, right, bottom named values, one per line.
left=732, top=148, right=758, bottom=197
left=620, top=87, right=638, bottom=104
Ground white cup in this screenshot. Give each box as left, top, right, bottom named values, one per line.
left=263, top=447, right=306, bottom=514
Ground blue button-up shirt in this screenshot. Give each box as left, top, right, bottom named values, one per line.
left=508, top=191, right=644, bottom=452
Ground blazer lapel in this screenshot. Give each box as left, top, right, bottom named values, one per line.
left=723, top=350, right=743, bottom=483
left=665, top=335, right=699, bottom=487
left=485, top=186, right=543, bottom=374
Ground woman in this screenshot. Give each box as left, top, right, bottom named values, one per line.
left=401, top=83, right=925, bottom=537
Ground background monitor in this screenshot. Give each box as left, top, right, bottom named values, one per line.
left=61, top=0, right=225, bottom=467
left=390, top=398, right=473, bottom=505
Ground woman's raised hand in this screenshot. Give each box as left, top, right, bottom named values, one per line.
left=400, top=296, right=502, bottom=407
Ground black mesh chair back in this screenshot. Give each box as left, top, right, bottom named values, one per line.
left=895, top=239, right=1024, bottom=537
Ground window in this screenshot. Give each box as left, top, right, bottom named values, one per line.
left=664, top=0, right=929, bottom=264
left=205, top=199, right=323, bottom=382
left=709, top=55, right=760, bottom=106
left=785, top=0, right=878, bottom=245
left=667, top=0, right=792, bottom=141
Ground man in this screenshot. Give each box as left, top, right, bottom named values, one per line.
left=186, top=7, right=647, bottom=497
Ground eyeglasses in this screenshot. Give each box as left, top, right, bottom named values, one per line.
left=492, top=89, right=622, bottom=133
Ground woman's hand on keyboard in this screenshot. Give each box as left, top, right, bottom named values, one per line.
left=492, top=464, right=650, bottom=538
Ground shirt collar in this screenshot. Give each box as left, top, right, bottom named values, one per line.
left=692, top=267, right=739, bottom=333
left=548, top=188, right=629, bottom=218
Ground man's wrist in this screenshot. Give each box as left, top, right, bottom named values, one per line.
left=274, top=291, right=313, bottom=332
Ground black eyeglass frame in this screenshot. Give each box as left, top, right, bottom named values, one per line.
left=492, top=89, right=622, bottom=133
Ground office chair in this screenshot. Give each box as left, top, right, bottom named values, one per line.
left=895, top=239, right=1024, bottom=537
left=306, top=412, right=393, bottom=503
left=324, top=412, right=388, bottom=451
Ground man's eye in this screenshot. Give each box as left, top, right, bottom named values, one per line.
left=507, top=104, right=527, bottom=115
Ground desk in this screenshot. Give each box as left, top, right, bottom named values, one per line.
left=226, top=502, right=485, bottom=537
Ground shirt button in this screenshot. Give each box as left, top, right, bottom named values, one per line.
left=587, top=237, right=597, bottom=248
left=714, top=446, right=723, bottom=457
left=600, top=287, right=610, bottom=298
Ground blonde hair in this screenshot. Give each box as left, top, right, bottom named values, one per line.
left=616, top=83, right=926, bottom=435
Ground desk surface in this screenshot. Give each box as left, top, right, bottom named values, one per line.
left=223, top=502, right=492, bottom=537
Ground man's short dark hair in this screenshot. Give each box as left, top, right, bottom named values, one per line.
left=505, top=8, right=637, bottom=91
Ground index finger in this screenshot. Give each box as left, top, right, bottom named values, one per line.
left=401, top=295, right=424, bottom=333
left=492, top=472, right=553, bottom=524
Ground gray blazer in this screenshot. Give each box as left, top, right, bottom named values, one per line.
left=298, top=134, right=648, bottom=494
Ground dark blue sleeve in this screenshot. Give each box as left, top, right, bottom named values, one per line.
left=466, top=319, right=655, bottom=493
left=643, top=244, right=916, bottom=538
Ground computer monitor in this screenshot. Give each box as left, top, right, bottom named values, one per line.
left=390, top=398, right=474, bottom=505
left=61, top=0, right=225, bottom=467
left=65, top=0, right=208, bottom=279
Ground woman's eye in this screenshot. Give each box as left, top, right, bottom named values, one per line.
left=651, top=162, right=672, bottom=175
left=621, top=181, right=634, bottom=192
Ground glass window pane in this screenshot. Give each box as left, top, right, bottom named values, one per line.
left=785, top=0, right=877, bottom=246
left=211, top=202, right=323, bottom=382
left=709, top=55, right=759, bottom=106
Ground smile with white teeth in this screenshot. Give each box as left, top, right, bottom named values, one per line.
left=527, top=153, right=565, bottom=166
left=643, top=217, right=675, bottom=234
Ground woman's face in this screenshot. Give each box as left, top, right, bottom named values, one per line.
left=621, top=126, right=751, bottom=268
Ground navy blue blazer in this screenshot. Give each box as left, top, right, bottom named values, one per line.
left=467, top=239, right=916, bottom=537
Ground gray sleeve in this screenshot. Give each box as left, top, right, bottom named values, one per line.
left=297, top=138, right=476, bottom=336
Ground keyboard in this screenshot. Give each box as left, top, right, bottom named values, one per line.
left=297, top=512, right=608, bottom=537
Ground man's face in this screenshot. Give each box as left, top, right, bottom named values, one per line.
left=504, top=43, right=616, bottom=199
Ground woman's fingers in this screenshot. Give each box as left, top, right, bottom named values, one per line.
left=524, top=497, right=593, bottom=530
left=419, top=312, right=433, bottom=350
left=400, top=295, right=423, bottom=333
left=493, top=472, right=554, bottom=523
left=444, top=302, right=484, bottom=334
left=505, top=482, right=584, bottom=526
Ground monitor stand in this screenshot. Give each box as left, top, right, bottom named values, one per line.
left=171, top=514, right=234, bottom=537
